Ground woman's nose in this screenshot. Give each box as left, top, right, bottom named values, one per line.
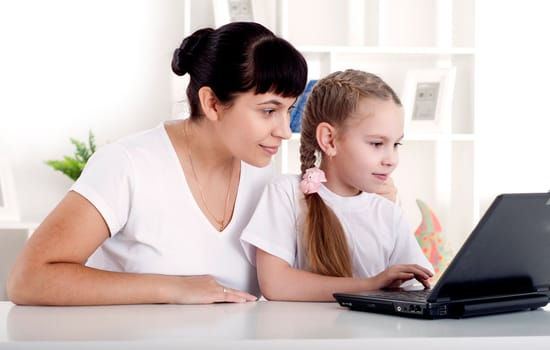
left=274, top=113, right=292, bottom=140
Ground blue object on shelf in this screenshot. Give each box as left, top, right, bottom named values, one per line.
left=290, top=80, right=318, bottom=133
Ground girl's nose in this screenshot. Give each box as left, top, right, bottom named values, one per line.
left=383, top=149, right=399, bottom=167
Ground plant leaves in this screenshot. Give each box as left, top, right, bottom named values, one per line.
left=45, top=130, right=96, bottom=181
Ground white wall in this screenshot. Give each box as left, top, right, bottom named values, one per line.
left=1, top=0, right=549, bottom=224
left=0, top=0, right=186, bottom=222
left=476, top=0, right=550, bottom=212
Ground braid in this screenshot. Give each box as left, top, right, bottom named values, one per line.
left=299, top=130, right=317, bottom=175
left=299, top=74, right=354, bottom=277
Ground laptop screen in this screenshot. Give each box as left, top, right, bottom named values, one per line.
left=428, top=193, right=550, bottom=302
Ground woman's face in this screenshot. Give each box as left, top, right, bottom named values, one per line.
left=217, top=90, right=296, bottom=167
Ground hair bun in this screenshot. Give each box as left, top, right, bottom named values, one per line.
left=171, top=28, right=213, bottom=76
left=171, top=47, right=189, bottom=76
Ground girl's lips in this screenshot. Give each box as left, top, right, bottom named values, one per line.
left=260, top=145, right=279, bottom=155
left=374, top=173, right=388, bottom=182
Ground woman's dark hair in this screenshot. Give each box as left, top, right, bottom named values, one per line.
left=172, top=22, right=308, bottom=119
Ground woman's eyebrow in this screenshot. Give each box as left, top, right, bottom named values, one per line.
left=257, top=99, right=283, bottom=106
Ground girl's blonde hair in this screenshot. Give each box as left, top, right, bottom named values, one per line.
left=299, top=69, right=401, bottom=277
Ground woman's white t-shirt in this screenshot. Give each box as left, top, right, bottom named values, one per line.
left=71, top=123, right=273, bottom=297
left=241, top=175, right=432, bottom=277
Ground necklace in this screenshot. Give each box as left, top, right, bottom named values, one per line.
left=183, top=124, right=235, bottom=232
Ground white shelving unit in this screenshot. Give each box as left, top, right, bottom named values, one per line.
left=182, top=0, right=477, bottom=251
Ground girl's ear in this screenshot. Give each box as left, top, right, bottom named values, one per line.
left=198, top=86, right=222, bottom=121
left=316, top=122, right=337, bottom=157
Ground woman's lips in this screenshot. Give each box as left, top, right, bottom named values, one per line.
left=260, top=145, right=279, bottom=155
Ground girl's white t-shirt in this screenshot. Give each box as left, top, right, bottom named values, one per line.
left=71, top=123, right=273, bottom=297
left=241, top=175, right=433, bottom=277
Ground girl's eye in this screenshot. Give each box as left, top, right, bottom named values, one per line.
left=370, top=142, right=383, bottom=148
left=262, top=108, right=275, bottom=115
left=394, top=142, right=403, bottom=148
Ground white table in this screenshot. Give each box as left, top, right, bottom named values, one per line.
left=1, top=301, right=549, bottom=349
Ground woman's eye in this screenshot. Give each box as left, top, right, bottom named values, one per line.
left=394, top=142, right=403, bottom=148
left=370, top=142, right=383, bottom=148
left=263, top=108, right=275, bottom=115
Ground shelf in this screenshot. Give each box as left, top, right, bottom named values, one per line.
left=282, top=0, right=475, bottom=48
left=287, top=133, right=300, bottom=141
left=297, top=46, right=476, bottom=56
left=285, top=133, right=476, bottom=142
left=0, top=222, right=38, bottom=230
left=403, top=133, right=476, bottom=142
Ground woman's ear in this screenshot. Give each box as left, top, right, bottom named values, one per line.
left=198, top=86, right=221, bottom=121
left=316, top=122, right=337, bottom=157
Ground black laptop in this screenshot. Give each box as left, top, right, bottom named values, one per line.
left=334, top=192, right=550, bottom=319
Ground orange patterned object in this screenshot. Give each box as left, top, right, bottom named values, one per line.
left=414, top=199, right=453, bottom=282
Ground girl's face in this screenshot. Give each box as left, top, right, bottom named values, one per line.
left=217, top=90, right=296, bottom=167
left=326, top=97, right=404, bottom=197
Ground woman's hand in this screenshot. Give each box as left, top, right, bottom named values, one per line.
left=168, top=275, right=257, bottom=304
left=371, top=264, right=433, bottom=290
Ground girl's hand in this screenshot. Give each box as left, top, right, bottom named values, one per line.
left=372, top=264, right=433, bottom=290
left=377, top=176, right=398, bottom=203
left=168, top=275, right=258, bottom=304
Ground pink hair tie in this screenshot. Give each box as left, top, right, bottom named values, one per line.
left=300, top=167, right=327, bottom=195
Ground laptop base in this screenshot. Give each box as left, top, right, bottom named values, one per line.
left=335, top=293, right=549, bottom=319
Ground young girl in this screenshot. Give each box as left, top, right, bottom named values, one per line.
left=241, top=69, right=433, bottom=301
left=7, top=22, right=307, bottom=305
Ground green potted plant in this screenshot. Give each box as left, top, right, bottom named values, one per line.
left=45, top=131, right=96, bottom=181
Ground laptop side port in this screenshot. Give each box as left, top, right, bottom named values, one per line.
left=395, top=304, right=423, bottom=314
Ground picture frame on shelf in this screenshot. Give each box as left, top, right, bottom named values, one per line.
left=213, top=0, right=254, bottom=27
left=402, top=67, right=456, bottom=134
left=0, top=157, right=20, bottom=222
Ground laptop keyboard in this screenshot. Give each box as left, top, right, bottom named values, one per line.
left=369, top=288, right=432, bottom=302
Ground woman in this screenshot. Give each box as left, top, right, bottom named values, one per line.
left=7, top=22, right=308, bottom=305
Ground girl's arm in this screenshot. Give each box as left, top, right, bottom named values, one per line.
left=7, top=191, right=255, bottom=306
left=256, top=248, right=432, bottom=302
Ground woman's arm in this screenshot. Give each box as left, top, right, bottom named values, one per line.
left=7, top=191, right=255, bottom=305
left=256, top=248, right=432, bottom=302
